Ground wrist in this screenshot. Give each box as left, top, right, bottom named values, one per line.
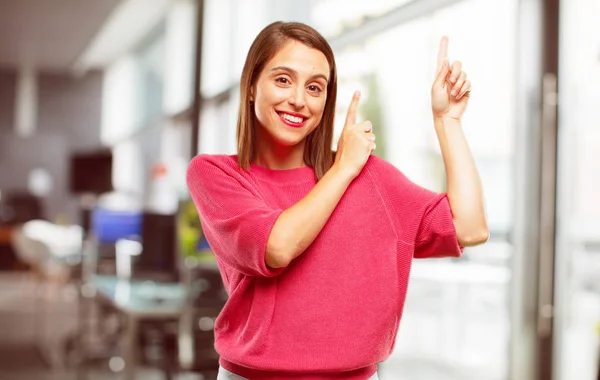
left=433, top=115, right=461, bottom=129
left=330, top=161, right=358, bottom=182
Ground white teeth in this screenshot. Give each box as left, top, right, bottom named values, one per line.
left=281, top=113, right=303, bottom=123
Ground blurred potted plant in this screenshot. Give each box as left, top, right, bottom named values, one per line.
left=361, top=73, right=387, bottom=161
left=177, top=200, right=215, bottom=263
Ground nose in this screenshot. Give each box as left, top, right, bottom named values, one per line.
left=288, top=86, right=306, bottom=108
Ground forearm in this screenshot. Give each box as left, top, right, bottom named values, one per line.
left=433, top=116, right=489, bottom=246
left=265, top=163, right=355, bottom=268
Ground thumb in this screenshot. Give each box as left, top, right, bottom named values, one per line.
left=434, top=60, right=450, bottom=89
left=344, top=91, right=360, bottom=129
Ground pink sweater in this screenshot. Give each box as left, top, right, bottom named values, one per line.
left=186, top=154, right=462, bottom=380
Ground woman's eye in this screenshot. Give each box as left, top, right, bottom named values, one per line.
left=308, top=85, right=323, bottom=93
left=275, top=77, right=290, bottom=84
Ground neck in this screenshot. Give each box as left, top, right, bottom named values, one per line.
left=254, top=141, right=306, bottom=171
left=253, top=143, right=306, bottom=170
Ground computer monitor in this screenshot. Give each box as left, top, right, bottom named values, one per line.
left=133, top=212, right=180, bottom=281
left=69, top=150, right=113, bottom=195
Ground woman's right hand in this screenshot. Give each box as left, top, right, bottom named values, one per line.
left=334, top=91, right=376, bottom=178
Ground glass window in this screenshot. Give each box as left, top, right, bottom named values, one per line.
left=310, top=0, right=416, bottom=38
left=201, top=0, right=234, bottom=97
left=231, top=0, right=270, bottom=81
left=163, top=0, right=198, bottom=115
left=112, top=140, right=144, bottom=195
left=319, top=0, right=518, bottom=378
left=198, top=90, right=238, bottom=155
left=101, top=56, right=142, bottom=145
left=201, top=0, right=271, bottom=98
left=136, top=24, right=166, bottom=126
left=555, top=0, right=600, bottom=378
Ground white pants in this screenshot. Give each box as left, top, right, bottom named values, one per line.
left=217, top=366, right=379, bottom=380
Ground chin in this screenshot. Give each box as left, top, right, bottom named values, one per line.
left=271, top=133, right=305, bottom=147
left=270, top=123, right=311, bottom=144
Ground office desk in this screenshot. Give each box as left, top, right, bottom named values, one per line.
left=82, top=275, right=186, bottom=380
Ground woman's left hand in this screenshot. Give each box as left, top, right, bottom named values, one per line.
left=431, top=36, right=471, bottom=120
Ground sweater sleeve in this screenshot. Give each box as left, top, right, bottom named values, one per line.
left=367, top=156, right=463, bottom=259
left=413, top=193, right=463, bottom=259
left=186, top=155, right=285, bottom=277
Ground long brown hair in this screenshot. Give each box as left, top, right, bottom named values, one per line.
left=236, top=21, right=337, bottom=181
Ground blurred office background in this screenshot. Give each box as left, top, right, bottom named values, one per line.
left=0, top=0, right=598, bottom=379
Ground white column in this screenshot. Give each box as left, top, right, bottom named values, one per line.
left=15, top=66, right=38, bottom=137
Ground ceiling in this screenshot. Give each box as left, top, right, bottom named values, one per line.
left=0, top=0, right=121, bottom=71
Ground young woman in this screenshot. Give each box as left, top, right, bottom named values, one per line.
left=187, top=21, right=488, bottom=380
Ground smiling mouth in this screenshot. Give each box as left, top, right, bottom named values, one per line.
left=276, top=111, right=307, bottom=128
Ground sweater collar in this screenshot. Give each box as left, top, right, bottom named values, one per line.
left=248, top=161, right=316, bottom=184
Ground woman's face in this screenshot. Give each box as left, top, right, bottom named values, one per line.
left=252, top=40, right=330, bottom=152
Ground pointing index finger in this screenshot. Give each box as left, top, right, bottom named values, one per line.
left=344, top=91, right=360, bottom=128
left=437, top=36, right=449, bottom=72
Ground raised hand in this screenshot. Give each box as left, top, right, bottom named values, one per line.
left=335, top=91, right=376, bottom=178
left=431, top=36, right=471, bottom=120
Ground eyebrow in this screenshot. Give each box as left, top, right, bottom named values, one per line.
left=270, top=66, right=329, bottom=83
